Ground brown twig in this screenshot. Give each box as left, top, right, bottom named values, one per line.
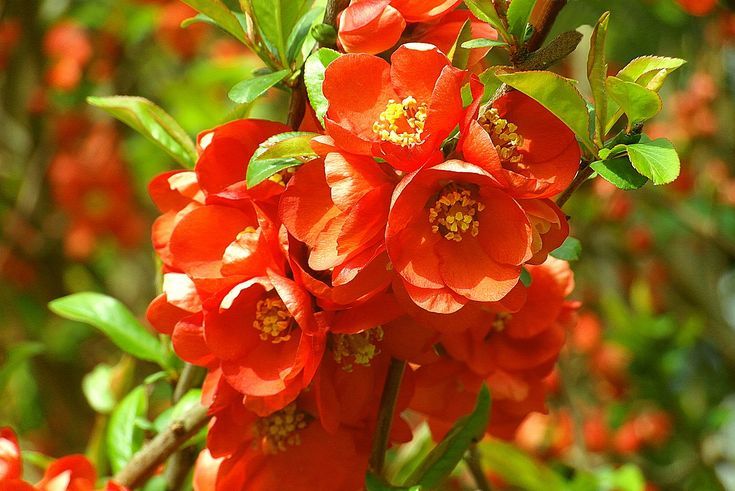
left=323, top=0, right=349, bottom=30
left=555, top=161, right=593, bottom=208
left=114, top=404, right=210, bottom=489
left=526, top=0, right=568, bottom=53
left=369, top=357, right=407, bottom=475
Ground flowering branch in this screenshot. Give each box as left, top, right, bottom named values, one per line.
left=114, top=404, right=210, bottom=489
left=369, top=357, right=407, bottom=475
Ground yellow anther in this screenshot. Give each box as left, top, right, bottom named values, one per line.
left=372, top=96, right=429, bottom=147
left=478, top=108, right=527, bottom=171
left=428, top=184, right=483, bottom=242
left=268, top=166, right=297, bottom=187
left=493, top=312, right=512, bottom=332
left=253, top=296, right=293, bottom=344
left=331, top=327, right=384, bottom=372
left=256, top=404, right=309, bottom=454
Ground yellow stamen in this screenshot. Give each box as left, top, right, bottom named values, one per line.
left=253, top=296, right=293, bottom=344
left=493, top=312, right=512, bottom=332
left=331, top=327, right=384, bottom=372
left=372, top=96, right=428, bottom=147
left=268, top=166, right=297, bottom=186
left=478, top=108, right=526, bottom=171
left=428, top=184, right=484, bottom=242
left=256, top=404, right=308, bottom=454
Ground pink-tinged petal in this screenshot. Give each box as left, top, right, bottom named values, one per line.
left=437, top=237, right=520, bottom=302
left=309, top=213, right=349, bottom=271
left=162, top=273, right=202, bottom=313
left=148, top=170, right=202, bottom=212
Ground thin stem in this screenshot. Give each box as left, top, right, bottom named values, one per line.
left=465, top=445, right=492, bottom=491
left=173, top=363, right=205, bottom=403
left=525, top=0, right=568, bottom=53
left=114, top=405, right=210, bottom=489
left=286, top=79, right=306, bottom=129
left=555, top=162, right=593, bottom=208
left=369, top=358, right=407, bottom=475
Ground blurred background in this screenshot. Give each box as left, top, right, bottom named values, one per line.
left=2, top=0, right=735, bottom=489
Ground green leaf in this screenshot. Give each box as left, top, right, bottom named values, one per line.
left=617, top=56, right=686, bottom=85
left=365, top=473, right=421, bottom=491
left=590, top=158, right=648, bottom=190
left=286, top=7, right=324, bottom=64
left=447, top=20, right=473, bottom=70
left=626, top=137, right=680, bottom=185
left=463, top=0, right=506, bottom=35
left=506, top=0, right=535, bottom=41
left=0, top=342, right=43, bottom=391
left=495, top=70, right=595, bottom=153
left=83, top=364, right=117, bottom=414
left=605, top=77, right=662, bottom=130
left=304, top=48, right=341, bottom=126
left=550, top=236, right=582, bottom=261
left=479, top=439, right=566, bottom=491
left=247, top=131, right=316, bottom=187
left=107, top=386, right=148, bottom=474
left=587, top=12, right=609, bottom=147
left=520, top=267, right=532, bottom=287
left=404, top=386, right=491, bottom=488
left=49, top=293, right=169, bottom=369
left=461, top=38, right=507, bottom=49
left=228, top=69, right=290, bottom=104
left=180, top=0, right=247, bottom=43
left=87, top=96, right=198, bottom=168
left=250, top=0, right=310, bottom=65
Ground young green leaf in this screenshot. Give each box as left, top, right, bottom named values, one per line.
left=107, top=386, right=148, bottom=474
left=247, top=131, right=317, bottom=187
left=447, top=20, right=473, bottom=70
left=87, top=96, right=198, bottom=168
left=404, top=385, right=491, bottom=489
left=590, top=158, right=648, bottom=190
left=463, top=0, right=506, bottom=36
left=83, top=364, right=117, bottom=414
left=49, top=293, right=169, bottom=369
left=617, top=56, right=686, bottom=85
left=587, top=12, right=610, bottom=147
left=626, top=138, right=680, bottom=185
left=228, top=69, right=290, bottom=104
left=304, top=48, right=341, bottom=126
left=250, top=0, right=310, bottom=66
left=495, top=70, right=595, bottom=153
left=286, top=6, right=324, bottom=64
left=606, top=77, right=662, bottom=130
left=506, top=0, right=535, bottom=41
left=479, top=439, right=567, bottom=491
left=550, top=237, right=582, bottom=261
left=365, top=473, right=421, bottom=491
left=520, top=267, right=532, bottom=287
left=461, top=38, right=507, bottom=49
left=180, top=0, right=247, bottom=43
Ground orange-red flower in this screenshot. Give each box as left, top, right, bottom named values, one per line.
left=322, top=44, right=469, bottom=171
left=462, top=91, right=581, bottom=198
left=386, top=159, right=533, bottom=313
left=677, top=0, right=717, bottom=15
left=338, top=0, right=406, bottom=54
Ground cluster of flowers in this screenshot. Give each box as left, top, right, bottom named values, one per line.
left=0, top=427, right=127, bottom=491
left=514, top=314, right=671, bottom=461
left=146, top=40, right=582, bottom=490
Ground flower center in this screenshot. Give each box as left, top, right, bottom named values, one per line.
left=372, top=96, right=428, bottom=147
left=485, top=312, right=512, bottom=341
left=253, top=296, right=294, bottom=344
left=256, top=404, right=308, bottom=454
left=268, top=166, right=296, bottom=187
left=479, top=108, right=526, bottom=172
left=428, top=184, right=484, bottom=242
left=331, top=327, right=384, bottom=371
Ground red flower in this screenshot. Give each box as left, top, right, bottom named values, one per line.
left=338, top=0, right=406, bottom=54
left=386, top=159, right=533, bottom=313
left=520, top=199, right=569, bottom=265
left=678, top=0, right=717, bottom=15
left=390, top=0, right=461, bottom=22
left=323, top=44, right=468, bottom=171
left=462, top=91, right=581, bottom=198
left=0, top=429, right=21, bottom=482
left=202, top=272, right=325, bottom=413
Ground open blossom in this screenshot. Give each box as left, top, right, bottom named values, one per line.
left=386, top=159, right=533, bottom=313
left=322, top=43, right=469, bottom=171
left=462, top=91, right=581, bottom=199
